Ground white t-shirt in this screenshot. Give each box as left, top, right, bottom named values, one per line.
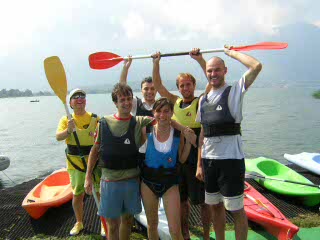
left=196, top=75, right=247, bottom=160
left=131, top=96, right=154, bottom=116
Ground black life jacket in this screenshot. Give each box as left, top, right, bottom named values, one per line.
left=200, top=86, right=241, bottom=137
left=98, top=117, right=139, bottom=170
left=136, top=97, right=153, bottom=117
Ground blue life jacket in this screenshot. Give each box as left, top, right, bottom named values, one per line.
left=144, top=128, right=180, bottom=169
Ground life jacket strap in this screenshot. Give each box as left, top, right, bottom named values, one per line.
left=203, top=123, right=241, bottom=137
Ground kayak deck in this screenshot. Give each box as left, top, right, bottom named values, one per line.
left=246, top=157, right=320, bottom=202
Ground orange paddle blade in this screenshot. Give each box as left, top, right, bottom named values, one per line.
left=44, top=56, right=68, bottom=104
left=89, top=52, right=124, bottom=69
left=231, top=42, right=288, bottom=51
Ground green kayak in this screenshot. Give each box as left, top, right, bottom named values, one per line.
left=245, top=157, right=320, bottom=206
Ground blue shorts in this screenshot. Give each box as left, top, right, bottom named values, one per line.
left=99, top=178, right=142, bottom=219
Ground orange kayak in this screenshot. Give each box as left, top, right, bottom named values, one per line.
left=244, top=182, right=299, bottom=240
left=22, top=168, right=73, bottom=219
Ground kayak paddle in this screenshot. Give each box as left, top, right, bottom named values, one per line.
left=245, top=171, right=320, bottom=189
left=89, top=42, right=288, bottom=70
left=244, top=193, right=275, bottom=217
left=43, top=56, right=107, bottom=234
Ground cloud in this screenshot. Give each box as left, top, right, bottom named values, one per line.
left=122, top=13, right=147, bottom=39
left=117, top=0, right=290, bottom=40
left=313, top=21, right=320, bottom=27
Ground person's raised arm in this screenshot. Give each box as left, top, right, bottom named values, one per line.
left=190, top=48, right=206, bottom=77
left=119, top=56, right=132, bottom=84
left=224, top=47, right=262, bottom=89
left=152, top=52, right=178, bottom=104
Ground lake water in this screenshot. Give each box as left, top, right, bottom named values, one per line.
left=0, top=88, right=319, bottom=188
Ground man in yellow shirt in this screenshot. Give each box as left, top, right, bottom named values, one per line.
left=56, top=88, right=102, bottom=236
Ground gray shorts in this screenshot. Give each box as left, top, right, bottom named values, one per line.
left=99, top=178, right=142, bottom=219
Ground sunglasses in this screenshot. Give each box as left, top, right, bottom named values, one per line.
left=72, top=94, right=86, bottom=100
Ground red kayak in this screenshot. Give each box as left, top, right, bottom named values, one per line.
left=22, top=168, right=73, bottom=219
left=244, top=182, right=299, bottom=240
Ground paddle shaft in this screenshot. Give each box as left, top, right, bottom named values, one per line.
left=116, top=48, right=225, bottom=61
left=246, top=173, right=320, bottom=188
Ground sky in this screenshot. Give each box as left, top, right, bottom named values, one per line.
left=0, top=0, right=319, bottom=91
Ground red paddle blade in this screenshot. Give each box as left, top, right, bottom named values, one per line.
left=89, top=52, right=124, bottom=69
left=231, top=42, right=288, bottom=51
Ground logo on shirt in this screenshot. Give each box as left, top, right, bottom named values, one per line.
left=168, top=157, right=172, bottom=163
left=124, top=138, right=131, bottom=144
left=216, top=105, right=222, bottom=111
left=186, top=112, right=192, bottom=117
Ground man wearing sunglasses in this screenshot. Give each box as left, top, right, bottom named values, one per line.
left=56, top=88, right=103, bottom=236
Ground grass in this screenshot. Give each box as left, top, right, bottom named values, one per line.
left=312, top=90, right=320, bottom=99
left=14, top=213, right=320, bottom=240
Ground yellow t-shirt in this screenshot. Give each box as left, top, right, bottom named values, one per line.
left=56, top=112, right=100, bottom=170
left=57, top=112, right=100, bottom=132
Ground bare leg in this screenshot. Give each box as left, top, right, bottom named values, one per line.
left=211, top=202, right=225, bottom=240
left=106, top=217, right=121, bottom=240
left=120, top=213, right=134, bottom=240
left=231, top=209, right=248, bottom=240
left=141, top=181, right=159, bottom=240
left=180, top=200, right=190, bottom=239
left=163, top=185, right=184, bottom=240
left=72, top=193, right=85, bottom=224
left=200, top=203, right=212, bottom=240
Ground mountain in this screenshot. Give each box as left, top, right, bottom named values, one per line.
left=254, top=23, right=320, bottom=88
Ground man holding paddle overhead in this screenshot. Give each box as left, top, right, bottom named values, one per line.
left=119, top=57, right=156, bottom=117
left=56, top=88, right=103, bottom=236
left=194, top=47, right=262, bottom=240
left=152, top=51, right=212, bottom=240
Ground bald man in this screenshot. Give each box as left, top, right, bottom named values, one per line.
left=193, top=47, right=262, bottom=240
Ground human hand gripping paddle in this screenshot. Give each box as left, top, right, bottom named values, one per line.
left=245, top=171, right=320, bottom=189
left=89, top=42, right=288, bottom=69
left=43, top=56, right=107, bottom=235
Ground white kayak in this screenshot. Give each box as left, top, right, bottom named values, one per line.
left=0, top=155, right=10, bottom=171
left=135, top=199, right=171, bottom=240
left=284, top=152, right=320, bottom=175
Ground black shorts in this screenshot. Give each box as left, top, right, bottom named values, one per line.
left=202, top=158, right=245, bottom=198
left=179, top=163, right=205, bottom=205
left=142, top=178, right=178, bottom=198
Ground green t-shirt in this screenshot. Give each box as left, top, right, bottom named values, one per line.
left=95, top=114, right=153, bottom=181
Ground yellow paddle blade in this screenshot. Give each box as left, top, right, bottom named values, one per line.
left=44, top=56, right=68, bottom=104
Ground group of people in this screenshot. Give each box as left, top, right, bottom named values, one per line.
left=56, top=46, right=262, bottom=240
